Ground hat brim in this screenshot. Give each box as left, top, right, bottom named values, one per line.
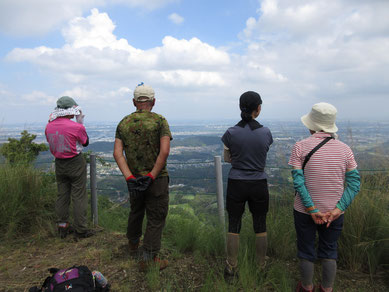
left=301, top=114, right=338, bottom=133
left=49, top=106, right=82, bottom=122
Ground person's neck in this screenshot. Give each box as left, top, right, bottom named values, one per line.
left=136, top=107, right=152, bottom=112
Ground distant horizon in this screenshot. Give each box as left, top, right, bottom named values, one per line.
left=1, top=117, right=389, bottom=128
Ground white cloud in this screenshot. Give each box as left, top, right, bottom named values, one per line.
left=0, top=0, right=179, bottom=36
left=3, top=1, right=389, bottom=122
left=6, top=9, right=230, bottom=88
left=21, top=91, right=56, bottom=105
left=0, top=0, right=101, bottom=36
left=239, top=0, right=389, bottom=112
left=155, top=36, right=230, bottom=69
left=148, top=70, right=225, bottom=87
left=168, top=13, right=184, bottom=25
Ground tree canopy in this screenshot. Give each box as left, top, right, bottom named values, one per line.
left=0, top=130, right=48, bottom=165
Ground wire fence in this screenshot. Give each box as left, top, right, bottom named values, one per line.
left=1, top=159, right=389, bottom=172
left=1, top=159, right=389, bottom=194
left=88, top=160, right=389, bottom=196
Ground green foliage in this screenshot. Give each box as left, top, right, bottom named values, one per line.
left=164, top=206, right=225, bottom=257
left=0, top=165, right=56, bottom=239
left=97, top=196, right=129, bottom=232
left=267, top=197, right=296, bottom=260
left=0, top=130, right=48, bottom=165
left=338, top=173, right=389, bottom=275
left=1, top=155, right=388, bottom=290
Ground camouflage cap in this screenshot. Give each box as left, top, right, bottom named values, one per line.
left=56, top=96, right=78, bottom=109
left=133, top=82, right=155, bottom=102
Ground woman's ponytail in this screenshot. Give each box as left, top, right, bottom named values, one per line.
left=241, top=111, right=253, bottom=122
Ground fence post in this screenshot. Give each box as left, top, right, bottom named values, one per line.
left=214, top=155, right=226, bottom=229
left=90, top=154, right=98, bottom=226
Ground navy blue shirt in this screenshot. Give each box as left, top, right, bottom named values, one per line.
left=222, top=121, right=273, bottom=180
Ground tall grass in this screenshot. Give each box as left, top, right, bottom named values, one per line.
left=1, top=162, right=387, bottom=289
left=97, top=196, right=129, bottom=232
left=0, top=165, right=57, bottom=239
left=164, top=206, right=225, bottom=257
left=338, top=173, right=389, bottom=275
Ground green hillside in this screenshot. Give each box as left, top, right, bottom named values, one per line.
left=1, top=165, right=388, bottom=291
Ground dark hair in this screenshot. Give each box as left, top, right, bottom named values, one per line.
left=239, top=91, right=262, bottom=122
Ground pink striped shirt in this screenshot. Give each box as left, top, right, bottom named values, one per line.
left=288, top=132, right=357, bottom=214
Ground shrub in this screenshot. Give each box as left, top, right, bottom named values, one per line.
left=0, top=165, right=56, bottom=239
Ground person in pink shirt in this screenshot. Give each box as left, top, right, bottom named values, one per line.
left=45, top=96, right=94, bottom=239
left=289, top=103, right=360, bottom=292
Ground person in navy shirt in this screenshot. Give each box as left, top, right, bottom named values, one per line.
left=221, top=91, right=273, bottom=280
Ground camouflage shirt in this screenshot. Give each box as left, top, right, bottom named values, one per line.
left=115, top=110, right=172, bottom=177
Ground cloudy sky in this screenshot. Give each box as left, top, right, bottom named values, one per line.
left=0, top=0, right=388, bottom=125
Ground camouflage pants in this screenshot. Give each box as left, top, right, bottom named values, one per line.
left=55, top=154, right=88, bottom=233
left=127, top=176, right=169, bottom=254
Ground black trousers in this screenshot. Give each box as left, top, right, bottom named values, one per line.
left=226, top=178, right=269, bottom=234
left=127, top=176, right=169, bottom=254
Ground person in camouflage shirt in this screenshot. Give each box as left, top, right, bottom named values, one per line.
left=113, top=83, right=172, bottom=271
left=115, top=111, right=171, bottom=177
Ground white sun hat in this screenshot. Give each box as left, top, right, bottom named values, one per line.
left=301, top=102, right=338, bottom=133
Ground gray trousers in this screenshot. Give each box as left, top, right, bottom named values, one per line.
left=55, top=154, right=88, bottom=233
left=127, top=176, right=169, bottom=254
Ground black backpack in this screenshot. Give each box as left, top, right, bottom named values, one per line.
left=29, top=265, right=109, bottom=292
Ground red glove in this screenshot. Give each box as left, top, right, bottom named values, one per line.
left=126, top=175, right=136, bottom=181
left=146, top=173, right=155, bottom=180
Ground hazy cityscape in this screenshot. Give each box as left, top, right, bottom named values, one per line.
left=1, top=119, right=388, bottom=203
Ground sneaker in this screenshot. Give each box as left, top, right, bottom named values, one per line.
left=139, top=256, right=168, bottom=272
left=296, top=281, right=315, bottom=292
left=74, top=229, right=95, bottom=239
left=58, top=222, right=70, bottom=239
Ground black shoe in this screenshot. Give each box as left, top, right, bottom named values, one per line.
left=58, top=225, right=75, bottom=239
left=58, top=227, right=68, bottom=239
left=74, top=229, right=95, bottom=239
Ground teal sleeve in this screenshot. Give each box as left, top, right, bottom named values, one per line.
left=336, top=169, right=361, bottom=211
left=291, top=169, right=318, bottom=213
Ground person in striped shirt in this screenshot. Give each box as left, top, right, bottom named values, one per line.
left=288, top=103, right=360, bottom=292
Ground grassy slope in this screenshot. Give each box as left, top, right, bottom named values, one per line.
left=1, top=166, right=388, bottom=291
left=0, top=229, right=387, bottom=292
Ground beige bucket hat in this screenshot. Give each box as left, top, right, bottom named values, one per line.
left=301, top=102, right=338, bottom=133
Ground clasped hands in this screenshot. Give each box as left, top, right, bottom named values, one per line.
left=310, top=208, right=342, bottom=227
left=126, top=173, right=155, bottom=193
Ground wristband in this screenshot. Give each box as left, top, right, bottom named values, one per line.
left=146, top=173, right=155, bottom=180
left=126, top=175, right=136, bottom=181
left=306, top=206, right=318, bottom=213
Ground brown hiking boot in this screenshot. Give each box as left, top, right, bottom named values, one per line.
left=139, top=256, right=168, bottom=272
left=128, top=240, right=139, bottom=252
